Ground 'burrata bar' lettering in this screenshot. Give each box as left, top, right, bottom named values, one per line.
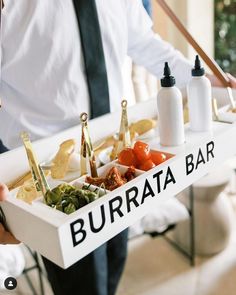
left=70, top=166, right=176, bottom=247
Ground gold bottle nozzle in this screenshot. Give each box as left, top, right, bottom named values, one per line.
left=119, top=100, right=131, bottom=147
left=80, top=113, right=98, bottom=177
left=110, top=99, right=131, bottom=160
left=21, top=132, right=50, bottom=197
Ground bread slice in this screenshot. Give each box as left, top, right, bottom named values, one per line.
left=51, top=139, right=76, bottom=179
left=129, top=119, right=156, bottom=135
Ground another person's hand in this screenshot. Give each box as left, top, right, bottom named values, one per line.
left=207, top=73, right=236, bottom=89
left=0, top=183, right=20, bottom=244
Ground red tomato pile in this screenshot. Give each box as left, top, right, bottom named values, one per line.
left=118, top=141, right=167, bottom=171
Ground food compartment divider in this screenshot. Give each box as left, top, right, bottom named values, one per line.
left=150, top=149, right=175, bottom=159
left=2, top=98, right=236, bottom=269
left=218, top=104, right=236, bottom=123
left=33, top=181, right=106, bottom=217
left=78, top=161, right=145, bottom=184
left=9, top=180, right=109, bottom=220
left=70, top=179, right=109, bottom=198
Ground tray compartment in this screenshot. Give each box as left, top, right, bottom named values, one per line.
left=78, top=162, right=144, bottom=190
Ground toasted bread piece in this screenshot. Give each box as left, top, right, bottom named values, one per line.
left=16, top=179, right=40, bottom=204
left=129, top=119, right=156, bottom=135
left=183, top=107, right=189, bottom=124
left=7, top=171, right=32, bottom=191
left=110, top=141, right=119, bottom=161
left=8, top=169, right=50, bottom=191
left=16, top=170, right=50, bottom=203
left=51, top=139, right=76, bottom=179
left=94, top=136, right=116, bottom=156
left=129, top=130, right=138, bottom=142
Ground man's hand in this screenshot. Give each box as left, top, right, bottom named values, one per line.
left=207, top=73, right=236, bottom=89
left=0, top=183, right=20, bottom=244
left=0, top=183, right=8, bottom=201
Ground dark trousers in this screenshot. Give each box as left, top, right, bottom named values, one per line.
left=43, top=229, right=128, bottom=295
left=0, top=140, right=128, bottom=295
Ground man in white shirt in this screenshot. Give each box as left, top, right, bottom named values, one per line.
left=2, top=0, right=235, bottom=149
left=0, top=0, right=236, bottom=295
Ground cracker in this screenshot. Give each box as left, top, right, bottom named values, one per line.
left=51, top=139, right=76, bottom=179
left=129, top=119, right=156, bottom=135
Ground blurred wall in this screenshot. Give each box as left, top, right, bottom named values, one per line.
left=152, top=0, right=214, bottom=66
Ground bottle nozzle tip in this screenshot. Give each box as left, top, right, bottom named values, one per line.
left=192, top=55, right=205, bottom=76
left=164, top=62, right=171, bottom=77
left=195, top=55, right=201, bottom=69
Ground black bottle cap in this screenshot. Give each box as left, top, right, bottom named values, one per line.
left=192, top=55, right=205, bottom=76
left=161, top=62, right=176, bottom=87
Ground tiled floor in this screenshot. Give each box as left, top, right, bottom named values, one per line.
left=117, top=231, right=236, bottom=295
left=2, top=196, right=236, bottom=295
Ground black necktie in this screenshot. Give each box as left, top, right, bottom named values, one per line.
left=72, top=0, right=110, bottom=119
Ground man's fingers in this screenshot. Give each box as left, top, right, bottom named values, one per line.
left=0, top=224, right=20, bottom=245
left=226, top=73, right=236, bottom=89
left=0, top=183, right=8, bottom=201
left=206, top=73, right=236, bottom=89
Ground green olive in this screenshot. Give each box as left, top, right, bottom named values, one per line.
left=64, top=203, right=76, bottom=215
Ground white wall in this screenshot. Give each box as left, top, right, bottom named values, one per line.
left=152, top=0, right=214, bottom=66
left=186, top=0, right=214, bottom=62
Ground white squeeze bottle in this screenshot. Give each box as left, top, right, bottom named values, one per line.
left=187, top=55, right=212, bottom=132
left=157, top=62, right=185, bottom=146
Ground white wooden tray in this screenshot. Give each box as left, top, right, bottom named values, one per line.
left=1, top=99, right=236, bottom=268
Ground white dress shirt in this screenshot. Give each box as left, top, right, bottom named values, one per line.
left=0, top=245, right=25, bottom=289
left=0, top=0, right=192, bottom=149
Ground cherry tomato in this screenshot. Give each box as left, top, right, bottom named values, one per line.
left=118, top=148, right=138, bottom=167
left=138, top=159, right=156, bottom=171
left=150, top=150, right=167, bottom=165
left=133, top=141, right=151, bottom=163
